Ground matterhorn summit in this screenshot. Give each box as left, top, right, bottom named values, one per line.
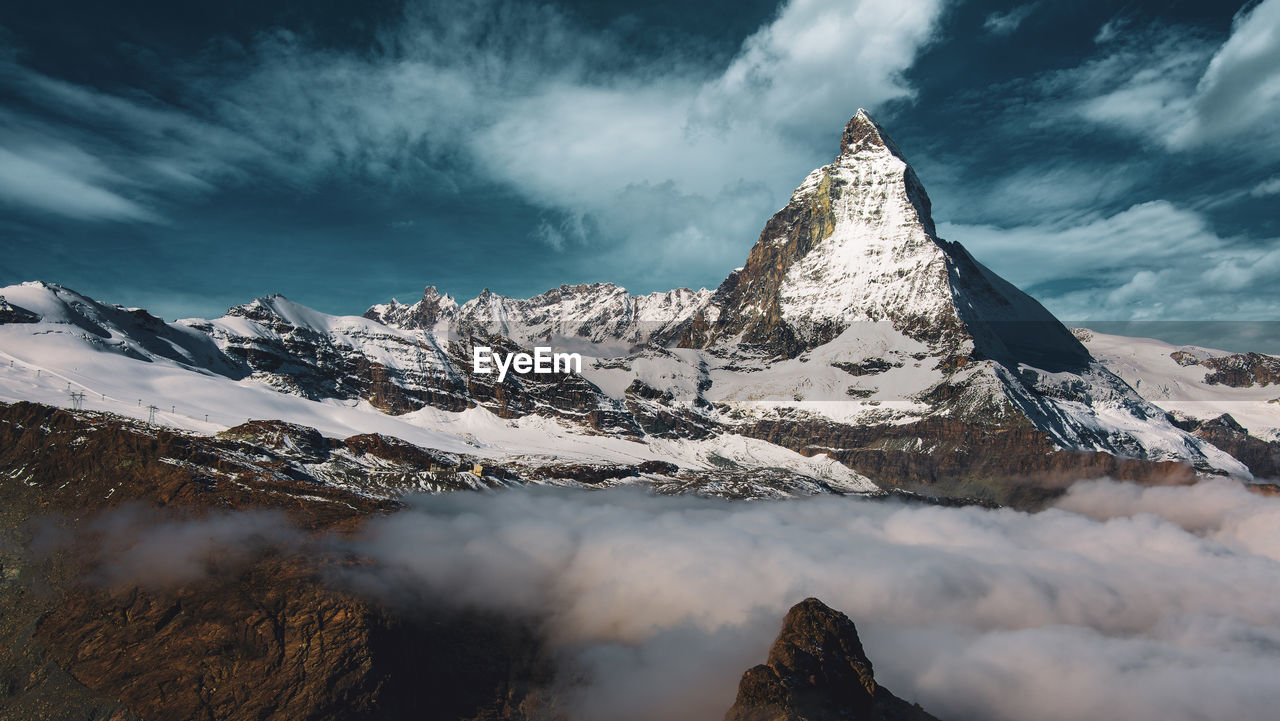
left=681, top=109, right=1087, bottom=373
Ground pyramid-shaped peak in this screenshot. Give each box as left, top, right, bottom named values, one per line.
left=839, top=108, right=907, bottom=160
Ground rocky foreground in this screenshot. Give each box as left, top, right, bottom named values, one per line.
left=725, top=598, right=937, bottom=721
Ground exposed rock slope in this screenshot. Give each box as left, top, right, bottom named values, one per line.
left=724, top=598, right=938, bottom=721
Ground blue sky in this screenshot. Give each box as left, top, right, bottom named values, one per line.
left=1, top=0, right=1277, bottom=348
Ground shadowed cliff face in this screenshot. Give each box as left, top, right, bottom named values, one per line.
left=724, top=598, right=938, bottom=721
left=33, top=561, right=557, bottom=721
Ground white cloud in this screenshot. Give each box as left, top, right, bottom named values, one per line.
left=210, top=0, right=943, bottom=230
left=941, top=200, right=1280, bottom=320
left=983, top=3, right=1039, bottom=36
left=976, top=164, right=1140, bottom=224
left=1093, top=16, right=1128, bottom=44
left=0, top=143, right=158, bottom=223
left=1064, top=0, right=1280, bottom=157
left=464, top=0, right=944, bottom=282
left=1250, top=175, right=1280, bottom=197
left=0, top=61, right=271, bottom=223
left=1060, top=33, right=1211, bottom=141
left=89, top=478, right=1280, bottom=721
left=1169, top=0, right=1280, bottom=150
left=326, top=483, right=1280, bottom=721
left=694, top=0, right=941, bottom=135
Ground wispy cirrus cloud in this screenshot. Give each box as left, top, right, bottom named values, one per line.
left=983, top=3, right=1040, bottom=36
left=1252, top=176, right=1280, bottom=197
left=1168, top=0, right=1280, bottom=150
left=0, top=58, right=271, bottom=224
left=943, top=200, right=1280, bottom=322
left=1066, top=0, right=1280, bottom=157
left=0, top=139, right=158, bottom=223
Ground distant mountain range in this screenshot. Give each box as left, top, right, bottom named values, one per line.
left=2, top=110, right=1277, bottom=505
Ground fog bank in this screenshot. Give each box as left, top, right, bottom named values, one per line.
left=88, top=481, right=1280, bottom=721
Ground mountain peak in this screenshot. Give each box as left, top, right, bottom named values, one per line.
left=724, top=598, right=939, bottom=721
left=839, top=108, right=906, bottom=160
left=681, top=109, right=950, bottom=355
left=419, top=285, right=456, bottom=306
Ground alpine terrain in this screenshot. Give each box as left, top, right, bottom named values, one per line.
left=2, top=110, right=1271, bottom=506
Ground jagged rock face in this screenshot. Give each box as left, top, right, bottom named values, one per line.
left=0, top=401, right=473, bottom=510
left=746, top=412, right=1199, bottom=508
left=680, top=110, right=962, bottom=357
left=1, top=109, right=1270, bottom=502
left=194, top=296, right=638, bottom=429
left=0, top=403, right=892, bottom=721
left=724, top=598, right=938, bottom=721
left=0, top=403, right=560, bottom=721
left=364, top=285, right=460, bottom=330
left=368, top=282, right=710, bottom=350
left=33, top=560, right=558, bottom=721
left=206, top=296, right=455, bottom=412
left=1171, top=413, right=1280, bottom=479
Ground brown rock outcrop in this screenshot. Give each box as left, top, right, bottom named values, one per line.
left=724, top=598, right=938, bottom=721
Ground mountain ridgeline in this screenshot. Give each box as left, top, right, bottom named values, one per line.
left=1, top=110, right=1274, bottom=505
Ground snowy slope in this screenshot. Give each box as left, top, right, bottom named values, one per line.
left=1077, top=329, right=1280, bottom=441
left=777, top=112, right=957, bottom=342
left=0, top=281, right=876, bottom=493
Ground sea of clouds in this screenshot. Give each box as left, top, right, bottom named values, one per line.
left=87, top=478, right=1280, bottom=721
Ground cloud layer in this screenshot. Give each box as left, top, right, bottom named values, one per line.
left=82, top=478, right=1280, bottom=721
left=328, top=481, right=1280, bottom=721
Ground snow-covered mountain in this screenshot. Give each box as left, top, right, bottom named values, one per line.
left=2, top=110, right=1274, bottom=503
left=1075, top=328, right=1280, bottom=478
left=366, top=283, right=710, bottom=354
left=1075, top=329, right=1280, bottom=439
